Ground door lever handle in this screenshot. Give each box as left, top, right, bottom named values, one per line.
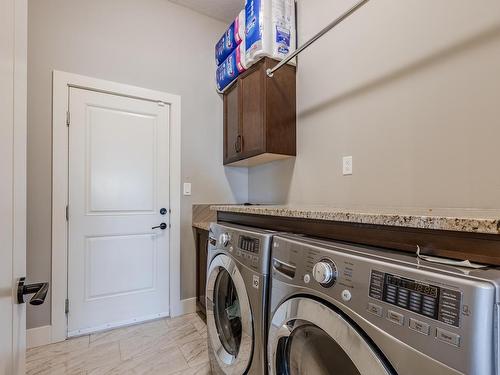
left=152, top=223, right=167, bottom=230
left=17, top=277, right=49, bottom=305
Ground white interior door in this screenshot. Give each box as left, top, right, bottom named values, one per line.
left=1, top=0, right=27, bottom=373
left=68, top=87, right=170, bottom=336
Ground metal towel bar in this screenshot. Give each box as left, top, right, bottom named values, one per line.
left=266, top=0, right=371, bottom=77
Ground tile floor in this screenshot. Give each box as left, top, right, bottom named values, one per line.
left=26, top=313, right=210, bottom=375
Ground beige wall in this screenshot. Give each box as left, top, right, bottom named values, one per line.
left=250, top=0, right=500, bottom=208
left=27, top=0, right=248, bottom=329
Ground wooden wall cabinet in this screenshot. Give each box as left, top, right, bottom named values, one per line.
left=223, top=57, right=296, bottom=167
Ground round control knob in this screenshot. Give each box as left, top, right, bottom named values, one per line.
left=219, top=233, right=230, bottom=246
left=312, top=259, right=337, bottom=287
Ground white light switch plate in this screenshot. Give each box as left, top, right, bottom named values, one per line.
left=343, top=156, right=353, bottom=175
left=183, top=182, right=192, bottom=196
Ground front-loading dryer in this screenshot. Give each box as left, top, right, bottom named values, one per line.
left=268, top=234, right=500, bottom=375
left=206, top=222, right=274, bottom=374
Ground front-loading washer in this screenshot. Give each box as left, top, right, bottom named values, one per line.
left=268, top=234, right=500, bottom=375
left=206, top=222, right=274, bottom=374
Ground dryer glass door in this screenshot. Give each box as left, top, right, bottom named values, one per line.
left=206, top=254, right=253, bottom=373
left=284, top=324, right=360, bottom=374
left=268, top=297, right=392, bottom=375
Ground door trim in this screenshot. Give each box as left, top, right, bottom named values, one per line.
left=51, top=70, right=182, bottom=343
left=12, top=0, right=28, bottom=372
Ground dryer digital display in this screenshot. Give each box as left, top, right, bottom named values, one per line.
left=369, top=270, right=461, bottom=327
left=386, top=274, right=439, bottom=298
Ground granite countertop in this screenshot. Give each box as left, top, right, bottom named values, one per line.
left=210, top=204, right=500, bottom=235
left=192, top=221, right=211, bottom=231
left=192, top=204, right=217, bottom=231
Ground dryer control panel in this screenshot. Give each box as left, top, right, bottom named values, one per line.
left=269, top=234, right=500, bottom=375
left=369, top=270, right=461, bottom=327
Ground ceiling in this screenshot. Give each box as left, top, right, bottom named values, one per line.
left=170, top=0, right=244, bottom=23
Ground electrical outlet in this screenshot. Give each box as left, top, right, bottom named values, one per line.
left=183, top=182, right=192, bottom=196
left=342, top=156, right=353, bottom=175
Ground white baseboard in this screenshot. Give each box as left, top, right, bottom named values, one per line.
left=171, top=297, right=198, bottom=317
left=27, top=325, right=52, bottom=349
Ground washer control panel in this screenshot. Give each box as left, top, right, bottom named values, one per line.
left=369, top=270, right=461, bottom=327
left=209, top=223, right=274, bottom=274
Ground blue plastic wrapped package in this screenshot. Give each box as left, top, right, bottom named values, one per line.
left=245, top=0, right=296, bottom=65
left=216, top=43, right=248, bottom=93
left=215, top=10, right=246, bottom=66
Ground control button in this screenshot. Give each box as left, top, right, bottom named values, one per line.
left=368, top=270, right=384, bottom=300
left=397, top=289, right=409, bottom=308
left=252, top=256, right=259, bottom=263
left=367, top=303, right=383, bottom=317
left=409, top=292, right=422, bottom=312
left=303, top=274, right=311, bottom=284
left=387, top=310, right=404, bottom=326
left=236, top=250, right=242, bottom=257
left=409, top=318, right=430, bottom=335
left=436, top=328, right=460, bottom=347
left=229, top=246, right=234, bottom=252
left=341, top=289, right=352, bottom=302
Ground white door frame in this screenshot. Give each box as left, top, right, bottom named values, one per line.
left=5, top=0, right=27, bottom=372
left=51, top=71, right=182, bottom=343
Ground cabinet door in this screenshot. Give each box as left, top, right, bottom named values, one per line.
left=223, top=83, right=241, bottom=164
left=240, top=67, right=265, bottom=157
left=196, top=229, right=208, bottom=316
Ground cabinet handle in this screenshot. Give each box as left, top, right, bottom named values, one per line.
left=235, top=135, right=243, bottom=153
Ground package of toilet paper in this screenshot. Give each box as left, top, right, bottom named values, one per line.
left=216, top=42, right=248, bottom=92
left=245, top=0, right=296, bottom=65
left=215, top=10, right=246, bottom=66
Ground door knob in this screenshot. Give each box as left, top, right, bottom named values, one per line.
left=152, top=223, right=167, bottom=230
left=17, top=277, right=49, bottom=305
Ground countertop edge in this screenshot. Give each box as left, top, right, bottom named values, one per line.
left=210, top=205, right=500, bottom=235
left=192, top=221, right=211, bottom=231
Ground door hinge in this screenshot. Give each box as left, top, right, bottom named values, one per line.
left=66, top=111, right=70, bottom=126
left=65, top=205, right=69, bottom=221
left=65, top=299, right=69, bottom=314
left=169, top=223, right=171, bottom=228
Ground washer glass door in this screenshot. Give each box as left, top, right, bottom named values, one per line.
left=214, top=268, right=242, bottom=356
left=206, top=254, right=253, bottom=373
left=268, top=297, right=392, bottom=375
